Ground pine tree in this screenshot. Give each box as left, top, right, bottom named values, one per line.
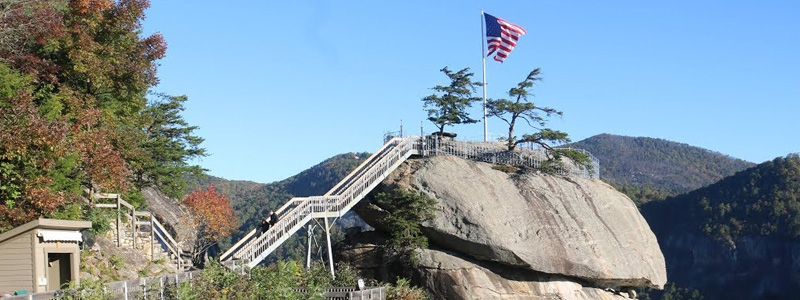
left=422, top=67, right=481, bottom=135
left=487, top=68, right=592, bottom=171
left=133, top=93, right=207, bottom=198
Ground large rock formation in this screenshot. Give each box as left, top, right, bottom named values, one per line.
left=353, top=155, right=667, bottom=299
left=141, top=187, right=197, bottom=254
left=416, top=248, right=632, bottom=300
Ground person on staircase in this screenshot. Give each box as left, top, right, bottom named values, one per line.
left=260, top=216, right=271, bottom=236
left=268, top=210, right=279, bottom=229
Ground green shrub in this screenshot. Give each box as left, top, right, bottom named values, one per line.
left=124, top=190, right=147, bottom=209
left=190, top=261, right=255, bottom=299
left=55, top=279, right=113, bottom=300
left=109, top=255, right=125, bottom=270
left=374, top=188, right=437, bottom=265
left=87, top=208, right=113, bottom=235
left=386, top=277, right=428, bottom=300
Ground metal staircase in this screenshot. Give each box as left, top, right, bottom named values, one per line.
left=219, top=137, right=418, bottom=268
left=220, top=136, right=599, bottom=269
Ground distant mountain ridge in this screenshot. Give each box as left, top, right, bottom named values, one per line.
left=571, top=134, right=754, bottom=195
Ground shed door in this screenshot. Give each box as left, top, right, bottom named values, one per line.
left=47, top=253, right=71, bottom=291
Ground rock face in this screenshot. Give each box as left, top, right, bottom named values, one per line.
left=416, top=248, right=633, bottom=300
left=354, top=155, right=667, bottom=299
left=398, top=156, right=666, bottom=289
left=141, top=186, right=197, bottom=254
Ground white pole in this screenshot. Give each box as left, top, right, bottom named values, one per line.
left=324, top=217, right=335, bottom=280
left=481, top=9, right=488, bottom=142
left=306, top=224, right=312, bottom=269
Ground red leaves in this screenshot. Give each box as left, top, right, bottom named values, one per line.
left=0, top=0, right=171, bottom=231
left=69, top=0, right=114, bottom=15
left=0, top=81, right=70, bottom=230
left=141, top=32, right=166, bottom=64
left=183, top=185, right=238, bottom=244
left=0, top=89, right=68, bottom=166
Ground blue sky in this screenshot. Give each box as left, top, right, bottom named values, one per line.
left=143, top=1, right=799, bottom=184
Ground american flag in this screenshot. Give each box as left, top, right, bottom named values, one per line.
left=484, top=13, right=527, bottom=63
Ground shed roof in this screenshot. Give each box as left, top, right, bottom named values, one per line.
left=0, top=218, right=92, bottom=244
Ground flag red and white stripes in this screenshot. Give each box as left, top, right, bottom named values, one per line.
left=484, top=13, right=527, bottom=62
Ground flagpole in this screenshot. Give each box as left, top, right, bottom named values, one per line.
left=480, top=9, right=488, bottom=142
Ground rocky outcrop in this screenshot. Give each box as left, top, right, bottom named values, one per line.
left=338, top=235, right=637, bottom=300
left=354, top=155, right=667, bottom=299
left=141, top=187, right=197, bottom=254
left=416, top=248, right=634, bottom=300
left=404, top=156, right=665, bottom=288
left=81, top=235, right=178, bottom=282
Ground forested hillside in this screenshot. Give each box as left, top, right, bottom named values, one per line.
left=0, top=0, right=204, bottom=232
left=637, top=154, right=800, bottom=299
left=643, top=154, right=800, bottom=241
left=191, top=152, right=370, bottom=259
left=572, top=134, right=754, bottom=203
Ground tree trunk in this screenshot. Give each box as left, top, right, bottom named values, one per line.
left=507, top=119, right=516, bottom=151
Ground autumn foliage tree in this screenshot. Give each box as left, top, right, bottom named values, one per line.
left=0, top=0, right=204, bottom=232
left=183, top=184, right=237, bottom=263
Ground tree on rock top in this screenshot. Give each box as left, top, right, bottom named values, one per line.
left=488, top=68, right=592, bottom=171
left=422, top=67, right=481, bottom=135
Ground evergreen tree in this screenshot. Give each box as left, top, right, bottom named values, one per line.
left=487, top=68, right=591, bottom=171
left=422, top=67, right=481, bottom=135
left=133, top=93, right=207, bottom=198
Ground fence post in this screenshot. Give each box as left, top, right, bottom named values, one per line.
left=142, top=278, right=147, bottom=299
left=116, top=195, right=121, bottom=247
left=123, top=281, right=128, bottom=300
left=150, top=216, right=155, bottom=261
left=160, top=276, right=164, bottom=300
left=132, top=207, right=137, bottom=249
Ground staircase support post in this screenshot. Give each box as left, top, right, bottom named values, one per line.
left=324, top=217, right=335, bottom=280
left=306, top=224, right=313, bottom=269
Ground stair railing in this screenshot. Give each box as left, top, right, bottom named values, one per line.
left=91, top=192, right=186, bottom=269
